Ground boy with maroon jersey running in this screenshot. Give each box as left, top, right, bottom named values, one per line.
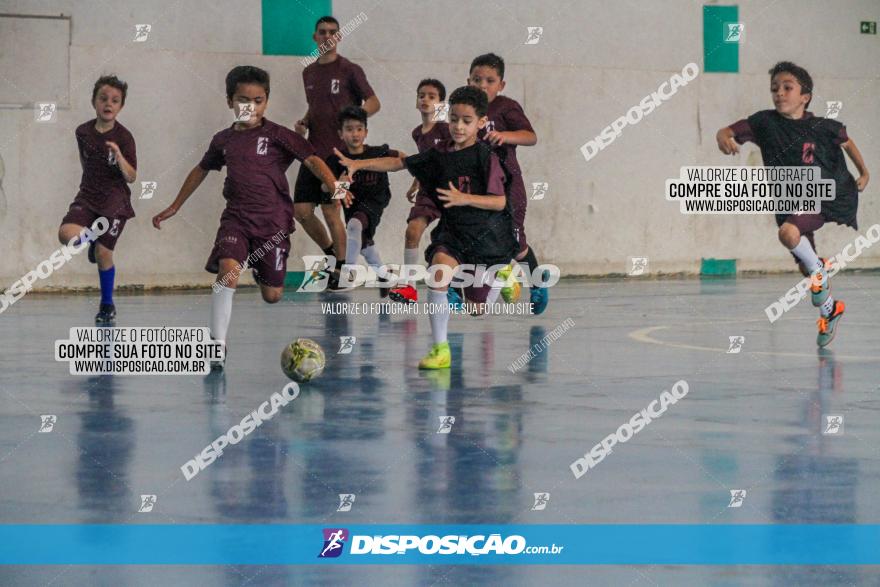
left=58, top=75, right=137, bottom=325
left=390, top=78, right=451, bottom=304
left=717, top=61, right=869, bottom=347
left=153, top=66, right=346, bottom=370
left=467, top=53, right=549, bottom=314
left=293, top=16, right=380, bottom=289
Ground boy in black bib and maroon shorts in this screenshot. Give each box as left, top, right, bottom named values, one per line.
left=717, top=61, right=869, bottom=347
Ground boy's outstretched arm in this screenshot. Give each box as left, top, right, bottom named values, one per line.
left=333, top=148, right=406, bottom=175
left=716, top=126, right=740, bottom=155
left=485, top=129, right=537, bottom=147
left=304, top=155, right=353, bottom=207
left=152, top=165, right=209, bottom=229
left=436, top=182, right=506, bottom=211
left=842, top=138, right=870, bottom=191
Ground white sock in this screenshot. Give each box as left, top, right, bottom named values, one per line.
left=791, top=236, right=823, bottom=273
left=820, top=295, right=835, bottom=318
left=362, top=245, right=391, bottom=279
left=210, top=285, right=235, bottom=343
left=486, top=283, right=502, bottom=306
left=345, top=218, right=363, bottom=267
left=403, top=248, right=420, bottom=286
left=428, top=289, right=450, bottom=345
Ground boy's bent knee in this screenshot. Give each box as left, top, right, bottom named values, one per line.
left=294, top=203, right=316, bottom=222
left=405, top=223, right=424, bottom=246
left=778, top=223, right=800, bottom=247
left=261, top=288, right=282, bottom=303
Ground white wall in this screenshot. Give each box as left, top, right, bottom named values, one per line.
left=1, top=0, right=878, bottom=290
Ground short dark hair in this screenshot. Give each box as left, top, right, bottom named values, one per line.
left=469, top=53, right=505, bottom=80
left=417, top=78, right=446, bottom=101
left=92, top=75, right=128, bottom=106
left=315, top=16, right=339, bottom=31
left=769, top=61, right=813, bottom=107
left=225, top=65, right=270, bottom=100
left=448, top=86, right=489, bottom=118
left=338, top=105, right=368, bottom=129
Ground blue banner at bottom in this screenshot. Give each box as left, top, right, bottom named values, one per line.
left=2, top=525, right=880, bottom=565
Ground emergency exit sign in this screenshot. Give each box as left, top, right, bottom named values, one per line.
left=861, top=21, right=876, bottom=34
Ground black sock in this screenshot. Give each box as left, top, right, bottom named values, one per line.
left=520, top=247, right=540, bottom=286
left=321, top=245, right=344, bottom=271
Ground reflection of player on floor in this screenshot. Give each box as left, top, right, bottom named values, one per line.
left=335, top=86, right=517, bottom=369
left=152, top=66, right=347, bottom=370
left=717, top=61, right=869, bottom=347
left=390, top=78, right=450, bottom=304
left=323, top=106, right=398, bottom=296
left=58, top=76, right=137, bottom=326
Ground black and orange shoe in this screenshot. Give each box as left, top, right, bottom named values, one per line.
left=817, top=300, right=845, bottom=348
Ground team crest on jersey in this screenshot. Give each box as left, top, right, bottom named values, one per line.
left=257, top=137, right=268, bottom=155
left=331, top=79, right=340, bottom=94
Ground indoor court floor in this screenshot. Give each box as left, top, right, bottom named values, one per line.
left=1, top=274, right=879, bottom=585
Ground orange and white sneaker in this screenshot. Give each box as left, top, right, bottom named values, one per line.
left=810, top=258, right=831, bottom=307
left=817, top=300, right=845, bottom=348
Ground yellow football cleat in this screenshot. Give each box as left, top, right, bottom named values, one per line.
left=497, top=264, right=522, bottom=303
left=419, top=342, right=451, bottom=369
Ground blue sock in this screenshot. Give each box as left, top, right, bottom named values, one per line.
left=99, top=266, right=115, bottom=305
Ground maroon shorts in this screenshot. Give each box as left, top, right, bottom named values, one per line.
left=778, top=213, right=824, bottom=265
left=406, top=191, right=441, bottom=224
left=61, top=202, right=128, bottom=251
left=205, top=223, right=292, bottom=288
left=428, top=245, right=499, bottom=304
left=778, top=213, right=826, bottom=234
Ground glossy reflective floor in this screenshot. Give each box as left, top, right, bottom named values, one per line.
left=2, top=274, right=880, bottom=585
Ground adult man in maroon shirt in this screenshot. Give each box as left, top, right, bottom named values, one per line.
left=293, top=16, right=380, bottom=283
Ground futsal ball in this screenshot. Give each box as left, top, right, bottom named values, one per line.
left=281, top=338, right=325, bottom=382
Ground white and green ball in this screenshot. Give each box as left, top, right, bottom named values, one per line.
left=281, top=338, right=326, bottom=382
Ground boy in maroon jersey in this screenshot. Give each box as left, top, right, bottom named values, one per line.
left=293, top=16, right=381, bottom=290
left=389, top=78, right=451, bottom=304
left=467, top=53, right=550, bottom=314
left=152, top=66, right=346, bottom=369
left=717, top=61, right=869, bottom=347
left=58, top=75, right=137, bottom=325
